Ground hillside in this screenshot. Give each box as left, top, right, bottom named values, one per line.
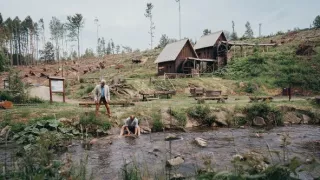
left=1, top=28, right=320, bottom=100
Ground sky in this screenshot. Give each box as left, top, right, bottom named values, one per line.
left=1, top=0, right=319, bottom=54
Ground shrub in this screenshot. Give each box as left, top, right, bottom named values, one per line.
left=169, top=108, right=187, bottom=126
left=188, top=105, right=210, bottom=120
left=0, top=91, right=14, bottom=101
left=245, top=102, right=283, bottom=126
left=188, top=105, right=215, bottom=126
left=245, top=82, right=255, bottom=93
left=79, top=78, right=85, bottom=83
left=152, top=112, right=163, bottom=132
left=85, top=85, right=95, bottom=94
left=27, top=97, right=44, bottom=103
left=79, top=85, right=85, bottom=89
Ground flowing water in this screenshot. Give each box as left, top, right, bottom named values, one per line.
left=65, top=125, right=320, bottom=180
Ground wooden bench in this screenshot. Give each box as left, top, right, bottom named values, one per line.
left=79, top=101, right=135, bottom=107
left=195, top=96, right=228, bottom=103
left=190, top=88, right=205, bottom=97
left=249, top=96, right=273, bottom=103
left=205, top=90, right=222, bottom=97
left=139, top=90, right=176, bottom=101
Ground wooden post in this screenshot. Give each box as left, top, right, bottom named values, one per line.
left=240, top=46, right=243, bottom=57
left=49, top=78, right=53, bottom=103
left=63, top=79, right=66, bottom=103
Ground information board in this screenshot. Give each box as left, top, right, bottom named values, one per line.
left=51, top=80, right=64, bottom=92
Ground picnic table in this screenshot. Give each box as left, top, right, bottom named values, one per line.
left=249, top=96, right=273, bottom=103
left=139, top=90, right=176, bottom=101
left=189, top=87, right=205, bottom=97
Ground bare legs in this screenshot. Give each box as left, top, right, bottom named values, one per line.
left=120, top=126, right=141, bottom=136
left=96, top=102, right=111, bottom=117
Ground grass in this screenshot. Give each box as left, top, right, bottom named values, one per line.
left=168, top=108, right=187, bottom=126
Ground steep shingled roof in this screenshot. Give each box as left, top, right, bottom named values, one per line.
left=154, top=39, right=194, bottom=63
left=194, top=31, right=224, bottom=50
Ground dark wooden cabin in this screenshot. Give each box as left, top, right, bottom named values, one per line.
left=194, top=31, right=230, bottom=69
left=155, top=39, right=199, bottom=75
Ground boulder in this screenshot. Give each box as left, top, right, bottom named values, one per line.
left=302, top=114, right=311, bottom=124
left=214, top=111, right=228, bottom=126
left=253, top=117, right=266, bottom=127
left=166, top=156, right=184, bottom=167
left=232, top=154, right=244, bottom=161
left=284, top=112, right=301, bottom=124
left=186, top=118, right=200, bottom=128
left=243, top=152, right=269, bottom=172
left=0, top=126, right=11, bottom=137
left=140, top=126, right=151, bottom=134
left=195, top=137, right=208, bottom=147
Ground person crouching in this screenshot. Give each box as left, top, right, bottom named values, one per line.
left=120, top=115, right=141, bottom=136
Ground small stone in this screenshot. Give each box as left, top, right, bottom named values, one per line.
left=306, top=159, right=312, bottom=164
left=165, top=134, right=181, bottom=141
left=166, top=156, right=184, bottom=167
left=253, top=117, right=266, bottom=127
left=232, top=154, right=244, bottom=161
left=240, top=126, right=245, bottom=129
left=89, top=138, right=98, bottom=145
left=170, top=173, right=185, bottom=180
left=195, top=137, right=208, bottom=147
left=140, top=126, right=152, bottom=134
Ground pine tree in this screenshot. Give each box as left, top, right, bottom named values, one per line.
left=243, top=21, right=254, bottom=39
left=313, top=15, right=320, bottom=28
left=66, top=14, right=84, bottom=60
left=203, top=29, right=211, bottom=36
left=145, top=3, right=155, bottom=49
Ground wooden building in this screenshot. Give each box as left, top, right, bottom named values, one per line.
left=194, top=31, right=230, bottom=69
left=155, top=39, right=199, bottom=75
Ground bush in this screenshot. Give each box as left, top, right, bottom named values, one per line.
left=245, top=102, right=283, bottom=126
left=85, top=85, right=95, bottom=94
left=152, top=112, right=163, bottom=132
left=245, top=82, right=256, bottom=93
left=0, top=91, right=14, bottom=101
left=79, top=78, right=85, bottom=83
left=188, top=105, right=215, bottom=126
left=169, top=108, right=187, bottom=126
left=27, top=97, right=44, bottom=103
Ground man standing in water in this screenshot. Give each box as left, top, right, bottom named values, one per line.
left=120, top=115, right=141, bottom=136
left=93, top=79, right=111, bottom=117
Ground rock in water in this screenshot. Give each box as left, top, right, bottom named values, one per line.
left=170, top=173, right=185, bottom=180
left=166, top=156, right=184, bottom=167
left=0, top=126, right=11, bottom=137
left=165, top=134, right=181, bottom=141
left=253, top=117, right=266, bottom=127
left=140, top=126, right=151, bottom=134
left=302, top=114, right=311, bottom=124
left=195, top=137, right=207, bottom=147
left=214, top=111, right=228, bottom=126
left=284, top=112, right=301, bottom=124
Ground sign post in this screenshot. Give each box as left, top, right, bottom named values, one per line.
left=48, top=76, right=65, bottom=103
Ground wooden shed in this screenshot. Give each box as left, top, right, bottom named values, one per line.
left=194, top=31, right=230, bottom=69
left=154, top=39, right=199, bottom=75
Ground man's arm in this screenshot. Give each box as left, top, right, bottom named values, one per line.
left=93, top=85, right=98, bottom=102
left=106, top=85, right=110, bottom=102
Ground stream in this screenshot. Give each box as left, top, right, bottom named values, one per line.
left=65, top=125, right=320, bottom=180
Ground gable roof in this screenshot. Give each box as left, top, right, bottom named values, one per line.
left=194, top=30, right=225, bottom=50
left=154, top=39, right=197, bottom=64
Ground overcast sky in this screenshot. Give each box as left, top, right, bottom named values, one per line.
left=1, top=0, right=319, bottom=53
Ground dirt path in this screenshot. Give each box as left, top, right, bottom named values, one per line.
left=29, top=86, right=79, bottom=104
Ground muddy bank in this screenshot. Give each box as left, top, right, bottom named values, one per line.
left=66, top=125, right=320, bottom=179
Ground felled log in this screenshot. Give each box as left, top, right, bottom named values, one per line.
left=0, top=101, right=13, bottom=109
left=40, top=73, right=49, bottom=78
left=29, top=70, right=36, bottom=76
left=71, top=67, right=79, bottom=72
left=99, top=62, right=105, bottom=69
